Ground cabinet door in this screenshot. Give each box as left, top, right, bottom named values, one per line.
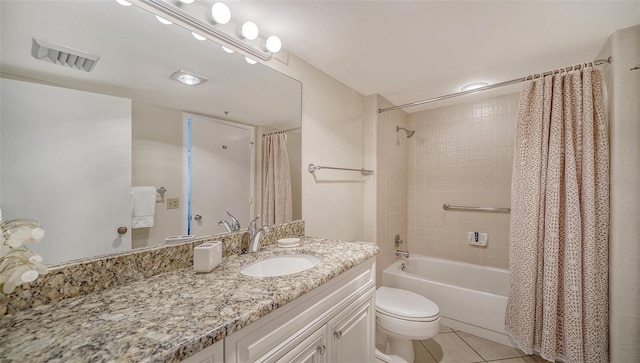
left=181, top=340, right=224, bottom=363
left=275, top=328, right=327, bottom=363
left=328, top=297, right=375, bottom=363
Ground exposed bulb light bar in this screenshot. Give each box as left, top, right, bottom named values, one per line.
left=135, top=0, right=277, bottom=61
left=461, top=82, right=489, bottom=92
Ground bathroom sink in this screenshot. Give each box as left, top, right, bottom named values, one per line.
left=240, top=255, right=321, bottom=277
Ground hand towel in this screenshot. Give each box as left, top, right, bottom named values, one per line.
left=131, top=186, right=156, bottom=229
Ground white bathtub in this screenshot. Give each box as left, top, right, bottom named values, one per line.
left=382, top=255, right=517, bottom=348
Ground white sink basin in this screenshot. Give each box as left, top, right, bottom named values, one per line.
left=240, top=255, right=321, bottom=277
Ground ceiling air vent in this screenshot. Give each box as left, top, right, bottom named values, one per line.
left=30, top=38, right=100, bottom=72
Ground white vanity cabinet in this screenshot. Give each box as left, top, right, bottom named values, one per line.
left=224, top=258, right=376, bottom=363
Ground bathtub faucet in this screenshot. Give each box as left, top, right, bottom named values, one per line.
left=395, top=250, right=409, bottom=258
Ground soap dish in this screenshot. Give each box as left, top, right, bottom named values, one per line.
left=277, top=237, right=301, bottom=248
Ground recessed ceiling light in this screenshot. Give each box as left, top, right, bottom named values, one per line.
left=461, top=82, right=489, bottom=92
left=170, top=70, right=208, bottom=86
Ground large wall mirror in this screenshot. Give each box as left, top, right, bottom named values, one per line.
left=0, top=1, right=302, bottom=265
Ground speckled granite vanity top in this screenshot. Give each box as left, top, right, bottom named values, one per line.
left=0, top=238, right=378, bottom=362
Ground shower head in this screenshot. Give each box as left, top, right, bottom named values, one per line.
left=396, top=126, right=415, bottom=138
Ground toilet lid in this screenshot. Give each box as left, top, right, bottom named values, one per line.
left=376, top=287, right=439, bottom=320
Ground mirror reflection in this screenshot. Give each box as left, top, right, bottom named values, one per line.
left=0, top=0, right=302, bottom=265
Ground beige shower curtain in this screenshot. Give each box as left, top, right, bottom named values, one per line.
left=262, top=133, right=292, bottom=225
left=505, top=67, right=609, bottom=362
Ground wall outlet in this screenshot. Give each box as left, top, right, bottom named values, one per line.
left=167, top=198, right=179, bottom=209
left=468, top=232, right=488, bottom=246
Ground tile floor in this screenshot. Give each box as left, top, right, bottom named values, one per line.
left=413, top=325, right=550, bottom=363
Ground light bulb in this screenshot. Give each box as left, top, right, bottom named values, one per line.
left=245, top=57, right=257, bottom=65
left=210, top=2, right=231, bottom=24
left=222, top=46, right=234, bottom=54
left=265, top=35, right=282, bottom=53
left=115, top=0, right=132, bottom=6
left=192, top=32, right=206, bottom=41
left=177, top=74, right=203, bottom=85
left=156, top=15, right=172, bottom=25
left=240, top=21, right=259, bottom=40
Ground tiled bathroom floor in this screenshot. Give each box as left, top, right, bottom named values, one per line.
left=414, top=325, right=550, bottom=363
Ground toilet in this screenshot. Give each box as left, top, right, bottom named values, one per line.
left=375, top=287, right=440, bottom=363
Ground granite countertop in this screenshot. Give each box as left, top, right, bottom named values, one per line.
left=0, top=238, right=378, bottom=362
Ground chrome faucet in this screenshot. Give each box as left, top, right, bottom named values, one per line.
left=247, top=215, right=269, bottom=253
left=395, top=250, right=410, bottom=258
left=218, top=211, right=241, bottom=233
left=218, top=220, right=232, bottom=232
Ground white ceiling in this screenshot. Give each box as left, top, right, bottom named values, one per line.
left=227, top=0, right=640, bottom=112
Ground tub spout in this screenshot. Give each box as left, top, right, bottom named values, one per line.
left=395, top=250, right=409, bottom=258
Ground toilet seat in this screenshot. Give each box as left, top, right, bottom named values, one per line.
left=375, top=287, right=440, bottom=322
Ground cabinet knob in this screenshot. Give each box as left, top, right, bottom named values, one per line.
left=317, top=344, right=326, bottom=355
left=334, top=330, right=342, bottom=339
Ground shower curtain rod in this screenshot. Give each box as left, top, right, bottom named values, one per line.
left=262, top=126, right=301, bottom=137
left=378, top=56, right=612, bottom=113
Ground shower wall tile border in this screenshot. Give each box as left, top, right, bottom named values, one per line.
left=0, top=220, right=305, bottom=316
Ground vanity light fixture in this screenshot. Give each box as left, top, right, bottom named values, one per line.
left=134, top=0, right=281, bottom=61
left=115, top=0, right=133, bottom=6
left=169, top=70, right=208, bottom=86
left=210, top=2, right=231, bottom=25
left=239, top=21, right=259, bottom=40
left=155, top=15, right=173, bottom=25
left=461, top=82, right=490, bottom=92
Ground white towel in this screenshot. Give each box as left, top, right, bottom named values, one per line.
left=131, top=186, right=156, bottom=229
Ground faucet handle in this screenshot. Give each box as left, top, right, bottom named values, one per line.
left=248, top=215, right=261, bottom=232
left=226, top=211, right=240, bottom=231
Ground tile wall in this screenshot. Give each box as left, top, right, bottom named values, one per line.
left=406, top=93, right=520, bottom=269
left=373, top=96, right=409, bottom=284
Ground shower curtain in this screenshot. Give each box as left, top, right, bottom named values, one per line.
left=505, top=67, right=609, bottom=362
left=262, top=133, right=292, bottom=225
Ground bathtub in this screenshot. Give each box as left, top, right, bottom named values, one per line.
left=382, top=255, right=517, bottom=348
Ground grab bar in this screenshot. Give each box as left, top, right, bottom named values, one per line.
left=308, top=163, right=373, bottom=176
left=443, top=203, right=510, bottom=213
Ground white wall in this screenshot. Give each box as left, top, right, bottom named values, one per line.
left=263, top=54, right=365, bottom=241
left=1, top=78, right=132, bottom=265
left=598, top=24, right=640, bottom=363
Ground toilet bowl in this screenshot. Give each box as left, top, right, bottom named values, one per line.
left=375, top=287, right=440, bottom=363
